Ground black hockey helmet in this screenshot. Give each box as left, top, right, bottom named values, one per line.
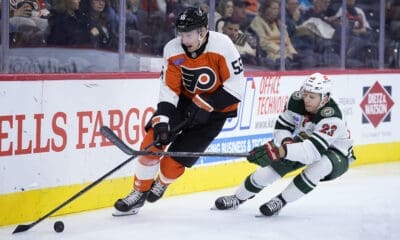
left=175, top=7, right=208, bottom=32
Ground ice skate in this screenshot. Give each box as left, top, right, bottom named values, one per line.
left=113, top=190, right=148, bottom=216
left=147, top=180, right=168, bottom=203
left=259, top=195, right=286, bottom=216
left=214, top=195, right=244, bottom=210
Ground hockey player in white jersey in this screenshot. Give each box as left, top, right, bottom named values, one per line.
left=214, top=72, right=356, bottom=216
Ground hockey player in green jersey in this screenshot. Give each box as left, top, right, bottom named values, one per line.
left=214, top=72, right=356, bottom=216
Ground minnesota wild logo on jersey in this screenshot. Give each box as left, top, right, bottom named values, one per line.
left=213, top=73, right=356, bottom=217
left=275, top=90, right=353, bottom=161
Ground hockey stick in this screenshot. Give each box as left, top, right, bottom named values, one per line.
left=12, top=137, right=161, bottom=234
left=12, top=120, right=189, bottom=234
left=13, top=154, right=143, bottom=234
left=100, top=125, right=249, bottom=158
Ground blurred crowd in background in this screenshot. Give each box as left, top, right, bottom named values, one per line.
left=1, top=0, right=400, bottom=71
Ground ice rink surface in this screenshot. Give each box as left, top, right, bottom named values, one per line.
left=1, top=162, right=399, bottom=240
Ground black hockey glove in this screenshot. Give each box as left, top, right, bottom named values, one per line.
left=247, top=140, right=281, bottom=167
left=186, top=94, right=214, bottom=127
left=151, top=115, right=171, bottom=147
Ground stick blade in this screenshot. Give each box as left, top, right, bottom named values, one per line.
left=12, top=224, right=32, bottom=234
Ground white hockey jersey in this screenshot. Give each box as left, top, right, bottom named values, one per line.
left=274, top=91, right=355, bottom=165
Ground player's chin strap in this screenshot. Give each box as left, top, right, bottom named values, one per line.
left=319, top=93, right=331, bottom=108
left=197, top=29, right=208, bottom=49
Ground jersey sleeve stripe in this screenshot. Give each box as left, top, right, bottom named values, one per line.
left=312, top=132, right=329, bottom=149
left=276, top=116, right=295, bottom=131
left=275, top=121, right=293, bottom=132
left=308, top=136, right=328, bottom=156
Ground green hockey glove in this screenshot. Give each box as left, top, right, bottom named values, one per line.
left=247, top=140, right=281, bottom=167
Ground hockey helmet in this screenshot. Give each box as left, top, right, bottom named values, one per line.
left=301, top=72, right=331, bottom=100
left=175, top=7, right=208, bottom=32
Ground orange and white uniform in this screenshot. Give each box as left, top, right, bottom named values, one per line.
left=160, top=30, right=244, bottom=113
left=133, top=30, right=245, bottom=192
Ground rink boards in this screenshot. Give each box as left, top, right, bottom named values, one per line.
left=1, top=70, right=400, bottom=226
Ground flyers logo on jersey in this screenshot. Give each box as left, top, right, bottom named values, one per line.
left=182, top=66, right=216, bottom=93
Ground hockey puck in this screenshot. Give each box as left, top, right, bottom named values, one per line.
left=54, top=221, right=64, bottom=233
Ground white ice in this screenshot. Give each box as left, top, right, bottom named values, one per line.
left=1, top=162, right=399, bottom=240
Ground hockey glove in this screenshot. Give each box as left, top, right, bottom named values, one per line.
left=281, top=137, right=295, bottom=146
left=186, top=94, right=214, bottom=127
left=293, top=131, right=309, bottom=142
left=247, top=140, right=281, bottom=167
left=151, top=115, right=171, bottom=147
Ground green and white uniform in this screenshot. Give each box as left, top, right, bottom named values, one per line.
left=215, top=73, right=357, bottom=214
left=235, top=90, right=356, bottom=203
left=276, top=90, right=355, bottom=165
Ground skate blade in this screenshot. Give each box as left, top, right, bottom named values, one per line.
left=112, top=208, right=140, bottom=217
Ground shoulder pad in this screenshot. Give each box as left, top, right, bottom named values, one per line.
left=287, top=91, right=306, bottom=114
left=291, top=91, right=303, bottom=101
left=317, top=99, right=343, bottom=120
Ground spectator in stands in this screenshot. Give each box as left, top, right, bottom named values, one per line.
left=222, top=17, right=257, bottom=64
left=295, top=0, right=340, bottom=67
left=232, top=0, right=253, bottom=32
left=286, top=0, right=305, bottom=38
left=331, top=0, right=375, bottom=67
left=302, top=0, right=336, bottom=23
left=9, top=0, right=48, bottom=47
left=285, top=0, right=316, bottom=68
left=245, top=0, right=258, bottom=16
left=199, top=0, right=209, bottom=14
left=298, top=0, right=312, bottom=10
left=250, top=0, right=299, bottom=69
left=108, top=0, right=150, bottom=52
left=214, top=0, right=234, bottom=32
left=131, top=0, right=170, bottom=54
left=120, top=0, right=155, bottom=53
left=332, top=0, right=371, bottom=35
left=46, top=0, right=92, bottom=47
left=165, top=0, right=184, bottom=36
left=109, top=0, right=139, bottom=32
left=139, top=0, right=165, bottom=18
left=80, top=0, right=117, bottom=49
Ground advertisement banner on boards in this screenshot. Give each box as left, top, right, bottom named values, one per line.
left=0, top=72, right=399, bottom=194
